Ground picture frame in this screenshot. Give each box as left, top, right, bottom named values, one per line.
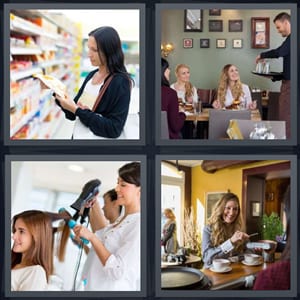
left=184, top=9, right=203, bottom=32
left=229, top=19, right=243, bottom=32
left=251, top=201, right=261, bottom=217
left=209, top=9, right=221, bottom=16
left=205, top=192, right=226, bottom=222
left=183, top=38, right=193, bottom=48
left=200, top=38, right=210, bottom=48
left=216, top=38, right=226, bottom=49
left=232, top=38, right=243, bottom=49
left=251, top=17, right=270, bottom=48
left=209, top=20, right=223, bottom=32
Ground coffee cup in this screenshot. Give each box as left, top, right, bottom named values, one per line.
left=212, top=258, right=230, bottom=271
left=244, top=253, right=261, bottom=264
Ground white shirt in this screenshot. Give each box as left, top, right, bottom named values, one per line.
left=170, top=83, right=198, bottom=104
left=11, top=265, right=48, bottom=291
left=80, top=212, right=141, bottom=291
left=224, top=84, right=252, bottom=108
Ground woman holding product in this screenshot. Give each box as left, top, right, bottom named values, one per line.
left=73, top=162, right=141, bottom=291
left=212, top=64, right=257, bottom=110
left=11, top=210, right=70, bottom=291
left=54, top=26, right=133, bottom=139
left=202, top=193, right=250, bottom=268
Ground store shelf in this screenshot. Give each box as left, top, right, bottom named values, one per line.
left=11, top=67, right=43, bottom=81
left=11, top=47, right=42, bottom=55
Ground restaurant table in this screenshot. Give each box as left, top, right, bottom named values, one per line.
left=161, top=254, right=202, bottom=268
left=185, top=108, right=261, bottom=122
left=201, top=259, right=276, bottom=290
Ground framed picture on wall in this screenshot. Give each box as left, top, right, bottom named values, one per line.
left=229, top=20, right=243, bottom=32
left=251, top=201, right=261, bottom=217
left=251, top=17, right=270, bottom=48
left=184, top=9, right=203, bottom=32
left=200, top=38, right=210, bottom=48
left=209, top=20, right=223, bottom=32
left=183, top=38, right=193, bottom=48
left=209, top=9, right=221, bottom=16
left=205, top=192, right=226, bottom=222
left=233, top=38, right=243, bottom=48
left=216, top=38, right=226, bottom=48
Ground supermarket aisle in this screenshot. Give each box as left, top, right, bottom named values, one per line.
left=9, top=8, right=140, bottom=140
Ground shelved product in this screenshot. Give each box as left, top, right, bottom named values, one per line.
left=9, top=9, right=82, bottom=139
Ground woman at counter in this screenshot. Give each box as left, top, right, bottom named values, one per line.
left=161, top=58, right=186, bottom=139
left=212, top=64, right=257, bottom=110
left=161, top=208, right=179, bottom=254
left=202, top=193, right=249, bottom=268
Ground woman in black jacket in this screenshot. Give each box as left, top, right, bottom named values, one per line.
left=55, top=26, right=132, bottom=139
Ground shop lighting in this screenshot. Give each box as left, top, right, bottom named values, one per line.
left=68, top=164, right=84, bottom=173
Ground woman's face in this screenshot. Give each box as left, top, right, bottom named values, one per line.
left=176, top=67, right=190, bottom=82
left=87, top=36, right=105, bottom=67
left=222, top=200, right=239, bottom=224
left=115, top=177, right=140, bottom=206
left=226, top=65, right=240, bottom=82
left=12, top=218, right=33, bottom=255
left=164, top=67, right=170, bottom=81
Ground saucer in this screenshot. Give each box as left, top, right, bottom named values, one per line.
left=210, top=266, right=232, bottom=273
left=241, top=260, right=263, bottom=266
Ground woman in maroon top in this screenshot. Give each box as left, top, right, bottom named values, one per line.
left=253, top=185, right=290, bottom=290
left=161, top=58, right=186, bottom=139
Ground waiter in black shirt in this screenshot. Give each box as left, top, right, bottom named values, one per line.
left=255, top=12, right=291, bottom=138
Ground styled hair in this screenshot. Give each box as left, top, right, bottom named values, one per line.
left=207, top=193, right=244, bottom=251
left=164, top=208, right=176, bottom=220
left=175, top=64, right=195, bottom=99
left=103, top=189, right=122, bottom=214
left=281, top=185, right=290, bottom=261
left=217, top=64, right=244, bottom=108
left=11, top=210, right=71, bottom=282
left=88, top=26, right=132, bottom=84
left=118, top=162, right=140, bottom=187
left=274, top=12, right=290, bottom=23
left=161, top=57, right=170, bottom=87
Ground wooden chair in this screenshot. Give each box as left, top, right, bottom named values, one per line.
left=251, top=91, right=263, bottom=119
left=208, top=109, right=251, bottom=139
left=230, top=119, right=286, bottom=139
left=197, top=88, right=217, bottom=108
left=161, top=110, right=169, bottom=139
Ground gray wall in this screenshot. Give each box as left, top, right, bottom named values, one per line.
left=161, top=9, right=290, bottom=92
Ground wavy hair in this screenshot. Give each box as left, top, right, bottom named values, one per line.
left=217, top=64, right=244, bottom=108
left=207, top=193, right=244, bottom=252
left=11, top=210, right=71, bottom=282
left=175, top=64, right=195, bottom=99
left=164, top=208, right=176, bottom=221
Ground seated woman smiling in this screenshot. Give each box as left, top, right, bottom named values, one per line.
left=212, top=64, right=257, bottom=110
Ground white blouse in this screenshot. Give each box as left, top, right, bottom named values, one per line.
left=224, top=84, right=252, bottom=108
left=11, top=265, right=48, bottom=291
left=170, top=83, right=198, bottom=104
left=80, top=212, right=141, bottom=291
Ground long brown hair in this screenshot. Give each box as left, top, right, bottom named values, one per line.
left=11, top=210, right=71, bottom=282
left=217, top=64, right=244, bottom=108
left=207, top=193, right=244, bottom=252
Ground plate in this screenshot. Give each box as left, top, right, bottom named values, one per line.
left=251, top=71, right=282, bottom=79
left=241, top=260, right=263, bottom=266
left=161, top=261, right=180, bottom=266
left=210, top=266, right=232, bottom=273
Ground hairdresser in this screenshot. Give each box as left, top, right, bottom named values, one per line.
left=73, top=162, right=141, bottom=291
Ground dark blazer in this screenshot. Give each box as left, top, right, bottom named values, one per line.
left=161, top=85, right=186, bottom=139
left=60, top=69, right=131, bottom=138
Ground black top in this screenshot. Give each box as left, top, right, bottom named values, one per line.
left=260, top=35, right=290, bottom=81
left=60, top=69, right=131, bottom=138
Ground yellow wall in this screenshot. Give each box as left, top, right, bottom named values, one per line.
left=191, top=160, right=287, bottom=212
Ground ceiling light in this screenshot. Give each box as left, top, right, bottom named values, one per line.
left=68, top=164, right=84, bottom=173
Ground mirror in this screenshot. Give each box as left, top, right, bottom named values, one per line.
left=184, top=9, right=203, bottom=32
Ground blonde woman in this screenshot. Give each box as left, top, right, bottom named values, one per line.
left=161, top=208, right=179, bottom=254
left=202, top=193, right=249, bottom=268
left=212, top=64, right=257, bottom=110
left=170, top=64, right=198, bottom=105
